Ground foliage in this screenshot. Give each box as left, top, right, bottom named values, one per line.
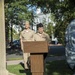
left=5, top=0, right=75, bottom=44
left=5, top=0, right=32, bottom=25
left=5, top=0, right=32, bottom=43
left=8, top=28, right=20, bottom=40
left=46, top=23, right=55, bottom=36
left=29, top=0, right=75, bottom=44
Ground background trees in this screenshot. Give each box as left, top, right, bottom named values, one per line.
left=5, top=0, right=32, bottom=45
left=5, top=0, right=75, bottom=44
left=29, top=0, right=75, bottom=44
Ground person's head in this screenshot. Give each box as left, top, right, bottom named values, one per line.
left=24, top=21, right=30, bottom=29
left=37, top=23, right=44, bottom=34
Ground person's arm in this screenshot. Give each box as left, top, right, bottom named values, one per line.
left=20, top=33, right=24, bottom=51
left=42, top=32, right=50, bottom=43
left=46, top=34, right=50, bottom=43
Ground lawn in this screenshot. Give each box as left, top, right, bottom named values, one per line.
left=7, top=60, right=74, bottom=75
left=7, top=63, right=31, bottom=75
left=45, top=60, right=73, bottom=75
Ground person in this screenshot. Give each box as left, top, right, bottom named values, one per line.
left=20, top=21, right=35, bottom=70
left=33, top=23, right=50, bottom=59
left=33, top=23, right=50, bottom=43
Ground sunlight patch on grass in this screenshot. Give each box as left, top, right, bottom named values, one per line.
left=7, top=64, right=31, bottom=75
left=7, top=60, right=73, bottom=75
left=52, top=72, right=60, bottom=75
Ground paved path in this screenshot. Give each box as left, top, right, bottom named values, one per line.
left=7, top=45, right=65, bottom=65
left=7, top=55, right=65, bottom=65
left=7, top=60, right=24, bottom=65
left=6, top=45, right=65, bottom=60
left=45, top=55, right=65, bottom=62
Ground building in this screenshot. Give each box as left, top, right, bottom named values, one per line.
left=33, top=13, right=51, bottom=31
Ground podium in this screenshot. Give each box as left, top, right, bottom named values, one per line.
left=23, top=41, right=48, bottom=75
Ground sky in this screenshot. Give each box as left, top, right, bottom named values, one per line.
left=27, top=4, right=41, bottom=15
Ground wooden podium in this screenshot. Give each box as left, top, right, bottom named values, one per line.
left=23, top=41, right=48, bottom=75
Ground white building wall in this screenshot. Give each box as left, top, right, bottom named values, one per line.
left=33, top=13, right=51, bottom=31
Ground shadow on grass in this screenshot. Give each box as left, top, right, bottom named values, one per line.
left=19, top=62, right=32, bottom=75
left=19, top=70, right=31, bottom=75
left=45, top=60, right=73, bottom=75
left=7, top=62, right=31, bottom=75
left=7, top=60, right=74, bottom=75
left=19, top=60, right=74, bottom=75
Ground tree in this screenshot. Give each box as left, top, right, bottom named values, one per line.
left=5, top=0, right=75, bottom=44
left=5, top=0, right=32, bottom=44
left=29, top=0, right=75, bottom=44
left=46, top=23, right=55, bottom=36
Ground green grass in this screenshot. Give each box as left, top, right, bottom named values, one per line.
left=7, top=57, right=23, bottom=61
left=7, top=60, right=73, bottom=75
left=7, top=64, right=31, bottom=75
left=45, top=60, right=73, bottom=75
